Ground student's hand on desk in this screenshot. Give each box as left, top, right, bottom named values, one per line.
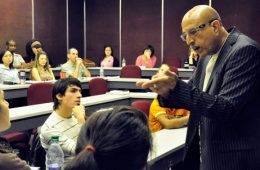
left=136, top=70, right=178, bottom=98
left=73, top=105, right=86, bottom=124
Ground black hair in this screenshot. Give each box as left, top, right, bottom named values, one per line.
left=25, top=39, right=43, bottom=61
left=65, top=106, right=152, bottom=170
left=6, top=40, right=15, bottom=46
left=103, top=45, right=113, bottom=57
left=0, top=50, right=14, bottom=69
left=102, top=45, right=119, bottom=67
left=143, top=45, right=155, bottom=57
left=52, top=78, right=82, bottom=110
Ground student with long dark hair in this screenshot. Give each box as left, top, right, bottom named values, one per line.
left=65, top=106, right=152, bottom=170
left=0, top=50, right=20, bottom=84
left=100, top=45, right=119, bottom=67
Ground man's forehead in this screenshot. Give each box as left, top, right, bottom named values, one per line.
left=67, top=85, right=81, bottom=90
left=9, top=41, right=16, bottom=45
left=181, top=17, right=200, bottom=32
left=70, top=49, right=78, bottom=54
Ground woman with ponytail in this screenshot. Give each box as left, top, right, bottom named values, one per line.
left=65, top=106, right=152, bottom=170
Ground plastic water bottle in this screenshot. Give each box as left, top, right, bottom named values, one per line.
left=46, top=136, right=64, bottom=170
left=122, top=58, right=126, bottom=67
left=184, top=61, right=189, bottom=69
left=100, top=67, right=104, bottom=77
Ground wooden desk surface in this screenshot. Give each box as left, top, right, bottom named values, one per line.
left=148, top=128, right=187, bottom=165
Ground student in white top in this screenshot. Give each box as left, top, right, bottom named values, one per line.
left=0, top=50, right=20, bottom=84
left=40, top=78, right=86, bottom=159
left=6, top=40, right=25, bottom=69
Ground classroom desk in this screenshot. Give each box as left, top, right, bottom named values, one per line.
left=1, top=77, right=148, bottom=100
left=19, top=67, right=61, bottom=79
left=148, top=128, right=187, bottom=169
left=88, top=67, right=159, bottom=78
left=18, top=67, right=193, bottom=82
left=88, top=67, right=194, bottom=79
left=1, top=92, right=156, bottom=135
left=177, top=68, right=194, bottom=80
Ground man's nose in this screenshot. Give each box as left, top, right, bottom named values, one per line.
left=186, top=34, right=195, bottom=46
left=77, top=91, right=82, bottom=97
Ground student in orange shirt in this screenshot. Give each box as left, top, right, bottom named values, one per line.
left=149, top=64, right=190, bottom=132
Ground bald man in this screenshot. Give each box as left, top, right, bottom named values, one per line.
left=61, top=48, right=91, bottom=78
left=137, top=5, right=260, bottom=170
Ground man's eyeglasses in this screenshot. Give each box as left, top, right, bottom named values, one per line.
left=180, top=19, right=217, bottom=42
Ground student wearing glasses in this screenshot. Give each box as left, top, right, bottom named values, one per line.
left=137, top=5, right=260, bottom=170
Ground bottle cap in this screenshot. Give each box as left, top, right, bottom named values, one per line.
left=51, top=136, right=59, bottom=142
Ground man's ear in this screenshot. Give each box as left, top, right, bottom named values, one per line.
left=56, top=93, right=63, bottom=101
left=212, top=20, right=221, bottom=33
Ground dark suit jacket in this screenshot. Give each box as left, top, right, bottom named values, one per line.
left=159, top=27, right=260, bottom=170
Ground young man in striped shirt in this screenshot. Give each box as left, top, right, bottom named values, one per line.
left=40, top=78, right=86, bottom=160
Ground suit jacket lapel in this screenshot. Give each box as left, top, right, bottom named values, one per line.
left=205, top=27, right=240, bottom=92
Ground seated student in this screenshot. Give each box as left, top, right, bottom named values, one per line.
left=30, top=51, right=55, bottom=81
left=135, top=45, right=157, bottom=68
left=100, top=45, right=119, bottom=67
left=186, top=47, right=200, bottom=67
left=6, top=40, right=26, bottom=69
left=0, top=50, right=20, bottom=84
left=40, top=78, right=86, bottom=160
left=61, top=48, right=91, bottom=78
left=0, top=89, right=31, bottom=170
left=24, top=40, right=43, bottom=68
left=24, top=39, right=54, bottom=68
left=65, top=106, right=152, bottom=170
left=149, top=64, right=190, bottom=132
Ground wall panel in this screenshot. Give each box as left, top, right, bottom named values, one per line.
left=122, top=0, right=161, bottom=66
left=34, top=0, right=67, bottom=66
left=69, top=0, right=84, bottom=57
left=213, top=0, right=260, bottom=43
left=164, top=0, right=208, bottom=66
left=0, top=0, right=32, bottom=56
left=86, top=0, right=119, bottom=66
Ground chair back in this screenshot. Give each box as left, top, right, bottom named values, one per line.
left=163, top=57, right=181, bottom=68
left=27, top=82, right=53, bottom=105
left=131, top=100, right=151, bottom=117
left=120, top=65, right=142, bottom=78
left=89, top=78, right=109, bottom=96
